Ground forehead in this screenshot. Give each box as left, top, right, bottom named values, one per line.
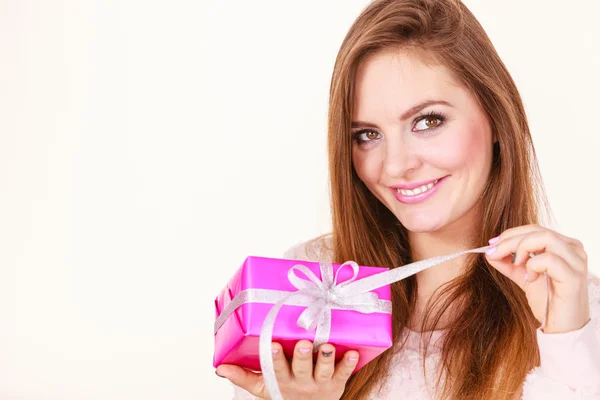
left=353, top=49, right=466, bottom=117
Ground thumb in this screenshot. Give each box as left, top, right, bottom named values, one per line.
left=216, top=364, right=265, bottom=397
left=485, top=253, right=528, bottom=290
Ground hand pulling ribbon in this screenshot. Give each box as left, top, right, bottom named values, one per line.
left=213, top=245, right=550, bottom=400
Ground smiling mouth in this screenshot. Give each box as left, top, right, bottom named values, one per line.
left=395, top=178, right=441, bottom=197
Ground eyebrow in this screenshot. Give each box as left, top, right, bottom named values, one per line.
left=351, top=99, right=452, bottom=129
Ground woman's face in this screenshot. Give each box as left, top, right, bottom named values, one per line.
left=351, top=49, right=494, bottom=234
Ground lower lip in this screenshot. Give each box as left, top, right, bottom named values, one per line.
left=390, top=176, right=448, bottom=204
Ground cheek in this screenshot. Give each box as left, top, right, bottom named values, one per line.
left=427, top=126, right=488, bottom=170
left=352, top=149, right=382, bottom=183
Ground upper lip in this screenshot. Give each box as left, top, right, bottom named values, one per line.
left=389, top=176, right=447, bottom=190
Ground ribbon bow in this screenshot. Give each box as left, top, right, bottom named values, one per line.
left=287, top=261, right=388, bottom=349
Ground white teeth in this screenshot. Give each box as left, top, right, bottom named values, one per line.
left=397, top=179, right=439, bottom=197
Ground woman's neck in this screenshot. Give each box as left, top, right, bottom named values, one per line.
left=410, top=229, right=471, bottom=299
left=407, top=233, right=468, bottom=332
left=406, top=207, right=480, bottom=332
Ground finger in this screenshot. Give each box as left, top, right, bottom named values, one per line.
left=486, top=232, right=527, bottom=263
left=568, top=238, right=587, bottom=263
left=291, top=340, right=315, bottom=385
left=485, top=246, right=528, bottom=290
left=485, top=230, right=583, bottom=288
left=485, top=230, right=583, bottom=275
left=216, top=364, right=265, bottom=398
left=512, top=231, right=585, bottom=274
left=332, top=350, right=359, bottom=386
left=492, top=224, right=581, bottom=249
left=525, top=251, right=578, bottom=287
left=314, top=343, right=336, bottom=384
left=489, top=224, right=542, bottom=243
left=271, top=342, right=292, bottom=383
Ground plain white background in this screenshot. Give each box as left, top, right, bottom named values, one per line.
left=1, top=0, right=598, bottom=398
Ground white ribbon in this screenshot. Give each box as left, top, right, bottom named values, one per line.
left=214, top=244, right=550, bottom=400
left=287, top=261, right=389, bottom=348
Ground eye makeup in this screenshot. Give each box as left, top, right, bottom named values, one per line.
left=351, top=109, right=448, bottom=145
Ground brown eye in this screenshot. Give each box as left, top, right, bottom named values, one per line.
left=425, top=117, right=439, bottom=128
left=413, top=112, right=446, bottom=132
left=351, top=129, right=382, bottom=145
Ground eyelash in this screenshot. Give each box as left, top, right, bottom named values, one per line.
left=351, top=110, right=448, bottom=145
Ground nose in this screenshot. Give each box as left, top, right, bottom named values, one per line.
left=382, top=139, right=422, bottom=179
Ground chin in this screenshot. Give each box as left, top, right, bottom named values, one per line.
left=403, top=224, right=443, bottom=234
left=397, top=214, right=446, bottom=233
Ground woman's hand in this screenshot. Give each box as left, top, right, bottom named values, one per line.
left=485, top=224, right=590, bottom=334
left=216, top=340, right=359, bottom=400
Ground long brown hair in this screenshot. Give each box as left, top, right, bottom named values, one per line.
left=327, top=0, right=552, bottom=398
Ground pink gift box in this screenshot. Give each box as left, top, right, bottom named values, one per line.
left=213, top=255, right=393, bottom=373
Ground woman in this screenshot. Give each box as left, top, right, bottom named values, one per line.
left=216, top=0, right=600, bottom=398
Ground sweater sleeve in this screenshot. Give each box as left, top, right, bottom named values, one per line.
left=521, top=273, right=600, bottom=399
left=282, top=234, right=334, bottom=262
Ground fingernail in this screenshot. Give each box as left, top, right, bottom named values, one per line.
left=348, top=356, right=358, bottom=362
left=272, top=348, right=279, bottom=355
left=524, top=273, right=528, bottom=282
left=215, top=369, right=225, bottom=378
left=488, top=236, right=500, bottom=244
left=511, top=253, right=516, bottom=263
left=299, top=347, right=311, bottom=354
left=322, top=350, right=333, bottom=357
left=485, top=246, right=496, bottom=255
